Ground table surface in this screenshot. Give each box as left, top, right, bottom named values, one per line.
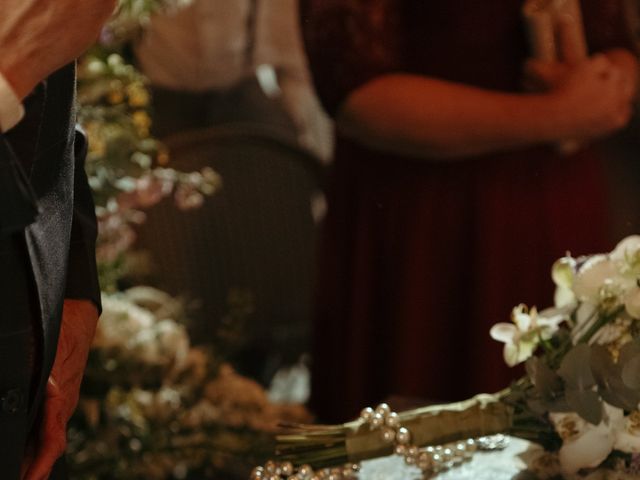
left=359, top=437, right=539, bottom=480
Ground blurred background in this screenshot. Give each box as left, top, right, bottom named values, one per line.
left=69, top=0, right=640, bottom=478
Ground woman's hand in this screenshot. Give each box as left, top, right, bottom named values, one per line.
left=525, top=40, right=638, bottom=143
left=338, top=49, right=636, bottom=159
left=538, top=55, right=635, bottom=141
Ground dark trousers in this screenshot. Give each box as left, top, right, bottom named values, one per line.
left=0, top=232, right=43, bottom=479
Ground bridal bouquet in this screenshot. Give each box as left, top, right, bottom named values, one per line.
left=277, top=236, right=640, bottom=478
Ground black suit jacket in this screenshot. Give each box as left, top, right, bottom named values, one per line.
left=0, top=63, right=100, bottom=415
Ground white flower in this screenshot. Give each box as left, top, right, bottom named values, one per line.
left=613, top=412, right=640, bottom=454
left=552, top=256, right=578, bottom=308
left=610, top=235, right=640, bottom=266
left=94, top=295, right=154, bottom=349
left=573, top=255, right=619, bottom=305
left=490, top=305, right=565, bottom=367
left=129, top=328, right=162, bottom=364
left=624, top=287, right=640, bottom=319
left=155, top=320, right=190, bottom=366
left=550, top=404, right=624, bottom=474
left=551, top=404, right=640, bottom=474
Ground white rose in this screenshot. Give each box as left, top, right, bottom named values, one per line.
left=155, top=320, right=190, bottom=365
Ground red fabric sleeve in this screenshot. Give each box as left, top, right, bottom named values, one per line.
left=583, top=0, right=638, bottom=53
left=300, top=0, right=407, bottom=117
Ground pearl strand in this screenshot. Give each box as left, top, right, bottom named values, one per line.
left=250, top=461, right=361, bottom=480
left=360, top=403, right=477, bottom=474
left=250, top=403, right=508, bottom=479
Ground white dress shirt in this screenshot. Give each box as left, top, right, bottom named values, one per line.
left=0, top=73, right=25, bottom=132
left=135, top=0, right=252, bottom=91
left=135, top=0, right=334, bottom=161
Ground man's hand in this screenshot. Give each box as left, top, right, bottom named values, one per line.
left=21, top=300, right=98, bottom=480
left=0, top=0, right=117, bottom=99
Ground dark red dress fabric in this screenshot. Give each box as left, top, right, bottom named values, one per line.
left=301, top=0, right=634, bottom=422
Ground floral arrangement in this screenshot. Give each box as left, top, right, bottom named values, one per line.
left=276, top=236, right=640, bottom=479
left=69, top=2, right=311, bottom=478
left=69, top=287, right=311, bottom=480
left=77, top=48, right=221, bottom=291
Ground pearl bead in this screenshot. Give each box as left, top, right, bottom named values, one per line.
left=407, top=446, right=418, bottom=457
left=251, top=466, right=265, bottom=479
left=281, top=462, right=293, bottom=476
left=264, top=461, right=277, bottom=473
left=375, top=403, right=391, bottom=418
left=299, top=465, right=313, bottom=477
left=385, top=412, right=400, bottom=428
left=381, top=427, right=396, bottom=443
left=418, top=451, right=433, bottom=469
left=360, top=407, right=374, bottom=422
left=395, top=444, right=407, bottom=456
left=396, top=427, right=411, bottom=445
left=370, top=412, right=385, bottom=428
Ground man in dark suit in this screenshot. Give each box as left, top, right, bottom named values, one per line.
left=0, top=1, right=116, bottom=478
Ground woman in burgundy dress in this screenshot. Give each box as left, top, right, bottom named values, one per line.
left=301, top=0, right=638, bottom=422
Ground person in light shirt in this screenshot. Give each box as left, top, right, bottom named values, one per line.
left=135, top=0, right=333, bottom=162
left=0, top=1, right=113, bottom=478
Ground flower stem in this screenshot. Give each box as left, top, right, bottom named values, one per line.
left=577, top=306, right=625, bottom=344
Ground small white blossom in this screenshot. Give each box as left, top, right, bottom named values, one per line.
left=490, top=305, right=566, bottom=367
left=552, top=256, right=578, bottom=308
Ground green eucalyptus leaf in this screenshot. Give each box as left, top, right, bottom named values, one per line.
left=591, top=345, right=640, bottom=411
left=565, top=388, right=603, bottom=425
left=619, top=339, right=640, bottom=392
left=622, top=355, right=640, bottom=391
left=558, top=344, right=605, bottom=424
left=526, top=357, right=570, bottom=414
left=527, top=357, right=562, bottom=391
left=558, top=344, right=596, bottom=390
left=619, top=339, right=640, bottom=365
